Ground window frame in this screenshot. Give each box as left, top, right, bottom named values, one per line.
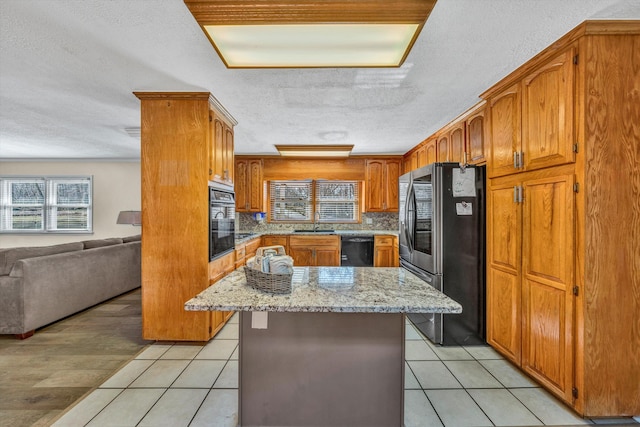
left=268, top=179, right=361, bottom=224
left=0, top=175, right=93, bottom=234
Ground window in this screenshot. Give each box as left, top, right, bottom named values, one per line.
left=269, top=180, right=359, bottom=223
left=269, top=180, right=312, bottom=222
left=0, top=176, right=93, bottom=233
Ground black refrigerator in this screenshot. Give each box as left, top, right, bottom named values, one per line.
left=399, top=162, right=486, bottom=346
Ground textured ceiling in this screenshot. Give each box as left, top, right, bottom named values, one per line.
left=1, top=0, right=638, bottom=160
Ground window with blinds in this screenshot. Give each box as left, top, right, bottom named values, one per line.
left=315, top=180, right=359, bottom=223
left=269, top=180, right=312, bottom=222
left=0, top=176, right=93, bottom=233
left=269, top=180, right=359, bottom=223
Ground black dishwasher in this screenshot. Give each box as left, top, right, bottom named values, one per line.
left=340, top=235, right=374, bottom=266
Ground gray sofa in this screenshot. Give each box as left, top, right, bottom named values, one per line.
left=0, top=235, right=141, bottom=338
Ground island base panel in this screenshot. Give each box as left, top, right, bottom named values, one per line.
left=239, top=311, right=404, bottom=426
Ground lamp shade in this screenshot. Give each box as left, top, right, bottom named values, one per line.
left=116, top=211, right=141, bottom=226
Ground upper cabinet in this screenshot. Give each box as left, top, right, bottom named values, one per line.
left=436, top=134, right=449, bottom=162
left=487, top=48, right=576, bottom=178
left=521, top=48, right=575, bottom=171
left=209, top=104, right=236, bottom=185
left=448, top=122, right=465, bottom=164
left=365, top=158, right=401, bottom=212
left=466, top=105, right=486, bottom=164
left=487, top=83, right=522, bottom=177
left=235, top=158, right=264, bottom=213
left=402, top=103, right=485, bottom=174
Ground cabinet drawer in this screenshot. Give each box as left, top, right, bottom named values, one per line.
left=289, top=235, right=339, bottom=247
left=375, top=236, right=395, bottom=247
left=262, top=235, right=288, bottom=248
left=235, top=246, right=246, bottom=260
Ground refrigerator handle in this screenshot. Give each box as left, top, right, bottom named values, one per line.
left=406, top=183, right=416, bottom=252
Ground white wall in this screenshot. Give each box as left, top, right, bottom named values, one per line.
left=0, top=161, right=141, bottom=248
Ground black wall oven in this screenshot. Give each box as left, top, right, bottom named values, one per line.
left=209, top=183, right=235, bottom=261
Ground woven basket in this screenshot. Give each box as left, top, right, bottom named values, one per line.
left=244, top=266, right=293, bottom=294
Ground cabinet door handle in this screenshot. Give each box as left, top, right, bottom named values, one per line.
left=519, top=152, right=524, bottom=168
left=513, top=152, right=519, bottom=168
left=518, top=186, right=524, bottom=203
left=514, top=186, right=519, bottom=203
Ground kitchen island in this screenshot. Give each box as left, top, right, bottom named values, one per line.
left=185, top=267, right=461, bottom=427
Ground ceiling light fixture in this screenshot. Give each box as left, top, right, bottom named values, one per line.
left=184, top=0, right=437, bottom=68
left=275, top=144, right=354, bottom=157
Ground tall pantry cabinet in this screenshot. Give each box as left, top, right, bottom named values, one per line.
left=134, top=92, right=237, bottom=342
left=484, top=21, right=639, bottom=417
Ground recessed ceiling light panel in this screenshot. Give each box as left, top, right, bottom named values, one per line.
left=204, top=24, right=420, bottom=67
left=184, top=0, right=437, bottom=68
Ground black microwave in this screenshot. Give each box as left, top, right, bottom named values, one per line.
left=209, top=183, right=235, bottom=261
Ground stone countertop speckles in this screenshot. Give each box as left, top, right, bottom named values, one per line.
left=235, top=230, right=398, bottom=244
left=185, top=267, right=461, bottom=314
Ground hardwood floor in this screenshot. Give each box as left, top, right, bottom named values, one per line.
left=0, top=289, right=151, bottom=427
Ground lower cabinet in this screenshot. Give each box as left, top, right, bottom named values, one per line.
left=288, top=235, right=340, bottom=266
left=374, top=235, right=398, bottom=267
left=487, top=166, right=575, bottom=403
left=261, top=235, right=289, bottom=253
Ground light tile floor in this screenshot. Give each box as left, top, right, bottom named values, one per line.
left=52, top=316, right=638, bottom=427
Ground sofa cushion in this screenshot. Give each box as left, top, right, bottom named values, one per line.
left=0, top=242, right=84, bottom=276
left=83, top=238, right=123, bottom=249
left=122, top=235, right=141, bottom=243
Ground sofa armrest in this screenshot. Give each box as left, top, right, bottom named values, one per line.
left=0, top=275, right=24, bottom=334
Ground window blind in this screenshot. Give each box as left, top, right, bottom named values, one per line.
left=315, top=180, right=358, bottom=223
left=269, top=180, right=312, bottom=222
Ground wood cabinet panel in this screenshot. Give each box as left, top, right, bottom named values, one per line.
left=373, top=235, right=398, bottom=267
left=365, top=158, right=401, bottom=212
left=521, top=174, right=574, bottom=401
left=289, top=246, right=314, bottom=266
left=448, top=124, right=465, bottom=164
left=315, top=248, right=341, bottom=266
left=262, top=235, right=288, bottom=251
left=416, top=146, right=426, bottom=169
left=522, top=48, right=576, bottom=172
left=436, top=135, right=449, bottom=162
left=289, top=235, right=340, bottom=266
left=487, top=268, right=521, bottom=364
left=488, top=83, right=521, bottom=177
left=136, top=91, right=236, bottom=342
left=235, top=158, right=264, bottom=212
left=425, top=139, right=437, bottom=165
left=466, top=109, right=486, bottom=164
left=487, top=181, right=522, bottom=364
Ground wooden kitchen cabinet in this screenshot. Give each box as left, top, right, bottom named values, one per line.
left=365, top=158, right=401, bottom=212
left=435, top=134, right=449, bottom=162
left=424, top=138, right=437, bottom=165
left=465, top=103, right=486, bottom=165
left=483, top=21, right=640, bottom=416
left=486, top=48, right=576, bottom=178
left=486, top=82, right=522, bottom=177
left=262, top=235, right=288, bottom=252
left=373, top=235, right=398, bottom=267
left=403, top=150, right=417, bottom=174
left=488, top=167, right=575, bottom=402
left=234, top=237, right=261, bottom=269
left=447, top=122, right=466, bottom=164
left=209, top=103, right=236, bottom=185
left=289, top=235, right=340, bottom=266
left=135, top=91, right=237, bottom=342
left=235, top=158, right=264, bottom=212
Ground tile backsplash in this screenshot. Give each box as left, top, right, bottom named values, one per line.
left=238, top=212, right=398, bottom=233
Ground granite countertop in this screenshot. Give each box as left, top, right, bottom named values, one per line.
left=185, top=267, right=462, bottom=314
left=235, top=230, right=398, bottom=244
